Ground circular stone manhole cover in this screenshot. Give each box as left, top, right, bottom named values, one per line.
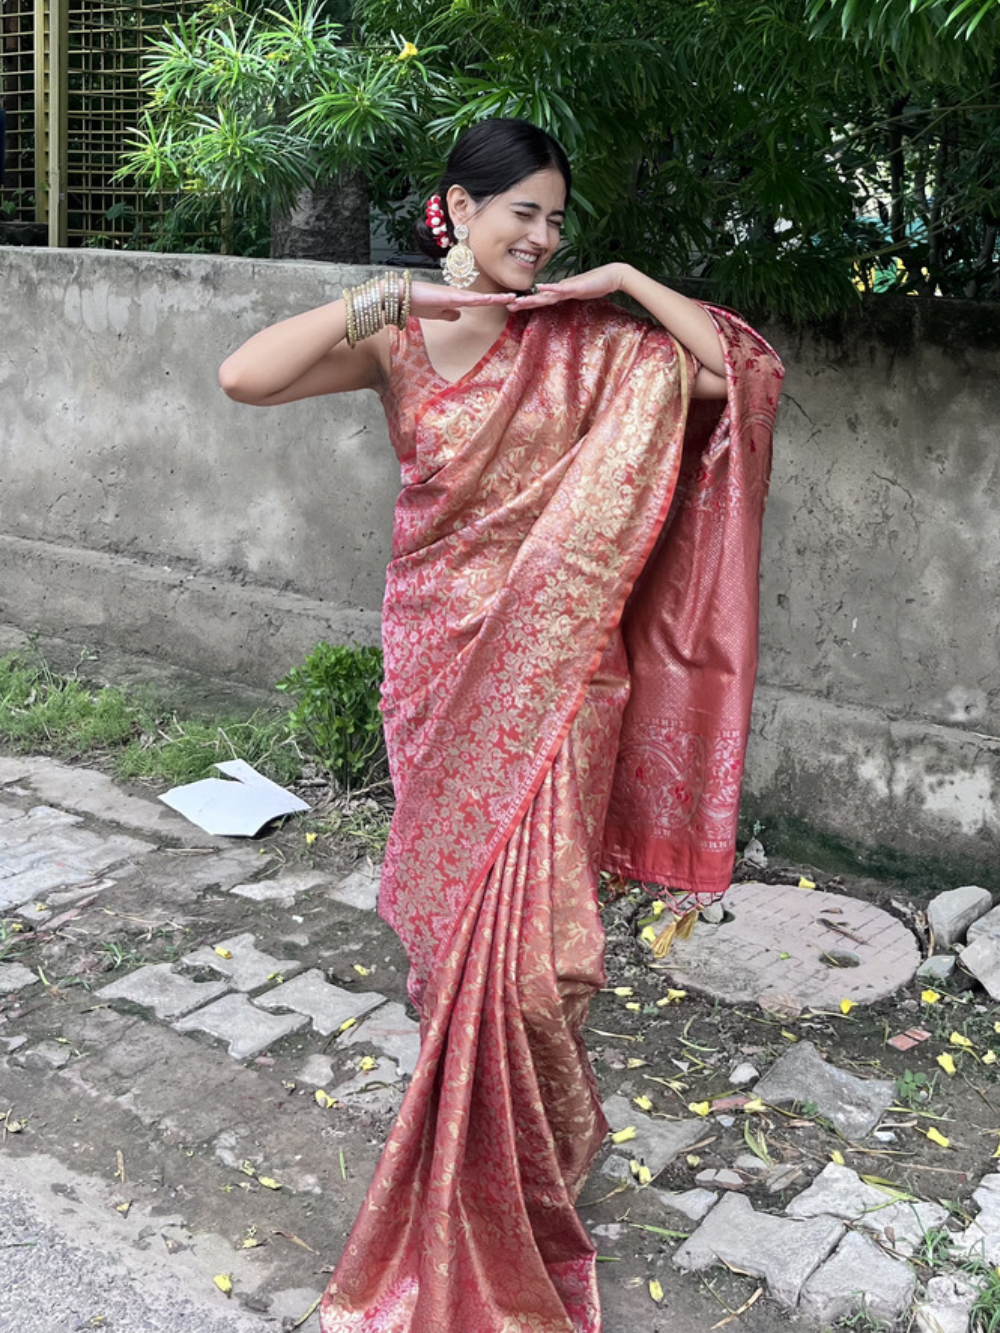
left=655, top=881, right=920, bottom=1011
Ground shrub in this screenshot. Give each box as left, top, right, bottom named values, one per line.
left=276, top=642, right=387, bottom=793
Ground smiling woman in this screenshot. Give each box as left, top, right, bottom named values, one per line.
left=218, top=116, right=784, bottom=1333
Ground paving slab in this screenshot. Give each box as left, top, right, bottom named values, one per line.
left=100, top=962, right=232, bottom=1020
left=967, top=904, right=1000, bottom=943
left=181, top=932, right=305, bottom=992
left=754, top=1041, right=895, bottom=1139
left=652, top=1188, right=718, bottom=1223
left=799, top=1229, right=916, bottom=1324
left=659, top=881, right=919, bottom=1009
left=172, top=993, right=309, bottom=1060
left=914, top=1273, right=986, bottom=1333
left=330, top=866, right=381, bottom=912
left=0, top=809, right=154, bottom=909
left=927, top=885, right=993, bottom=949
left=341, top=1000, right=421, bottom=1077
left=255, top=968, right=385, bottom=1036
left=603, top=1095, right=709, bottom=1177
left=0, top=962, right=38, bottom=993
left=329, top=1056, right=400, bottom=1100
left=116, top=846, right=274, bottom=903
left=958, top=934, right=1000, bottom=1001
left=230, top=869, right=330, bottom=908
left=953, top=1172, right=1000, bottom=1264
left=786, top=1162, right=949, bottom=1256
left=2, top=756, right=227, bottom=845
left=672, top=1191, right=845, bottom=1307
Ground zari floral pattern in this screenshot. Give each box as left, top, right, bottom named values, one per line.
left=320, top=300, right=783, bottom=1333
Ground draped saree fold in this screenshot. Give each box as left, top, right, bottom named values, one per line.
left=320, top=299, right=784, bottom=1333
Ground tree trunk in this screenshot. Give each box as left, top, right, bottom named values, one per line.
left=270, top=168, right=370, bottom=263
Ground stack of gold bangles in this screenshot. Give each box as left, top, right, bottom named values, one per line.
left=344, top=269, right=412, bottom=348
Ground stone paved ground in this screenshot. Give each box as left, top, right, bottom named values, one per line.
left=2, top=751, right=999, bottom=1333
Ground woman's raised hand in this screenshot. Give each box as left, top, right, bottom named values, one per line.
left=504, top=264, right=628, bottom=310
left=409, top=281, right=515, bottom=322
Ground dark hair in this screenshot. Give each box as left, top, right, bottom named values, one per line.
left=413, top=118, right=572, bottom=261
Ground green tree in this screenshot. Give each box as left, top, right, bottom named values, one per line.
left=119, top=0, right=1000, bottom=314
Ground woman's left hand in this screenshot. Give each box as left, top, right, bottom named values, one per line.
left=506, top=263, right=628, bottom=310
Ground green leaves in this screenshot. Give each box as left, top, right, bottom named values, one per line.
left=276, top=643, right=387, bottom=793
left=120, top=0, right=1000, bottom=315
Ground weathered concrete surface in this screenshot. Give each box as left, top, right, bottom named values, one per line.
left=661, top=881, right=919, bottom=1010
left=2, top=248, right=999, bottom=872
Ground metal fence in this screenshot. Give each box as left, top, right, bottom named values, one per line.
left=0, top=0, right=195, bottom=247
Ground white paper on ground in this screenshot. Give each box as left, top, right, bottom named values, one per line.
left=159, top=759, right=310, bottom=836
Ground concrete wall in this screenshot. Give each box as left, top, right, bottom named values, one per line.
left=2, top=247, right=998, bottom=879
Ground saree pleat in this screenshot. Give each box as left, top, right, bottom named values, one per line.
left=321, top=300, right=783, bottom=1332
left=322, top=643, right=628, bottom=1333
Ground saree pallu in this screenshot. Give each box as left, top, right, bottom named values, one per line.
left=320, top=300, right=783, bottom=1333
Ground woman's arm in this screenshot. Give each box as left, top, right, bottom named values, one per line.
left=218, top=298, right=382, bottom=405
left=617, top=265, right=727, bottom=388
left=507, top=263, right=728, bottom=399
left=219, top=281, right=516, bottom=407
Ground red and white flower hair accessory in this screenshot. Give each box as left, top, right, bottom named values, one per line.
left=425, top=194, right=452, bottom=249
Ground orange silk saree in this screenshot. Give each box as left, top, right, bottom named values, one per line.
left=320, top=299, right=783, bottom=1333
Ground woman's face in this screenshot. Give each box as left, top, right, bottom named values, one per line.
left=447, top=167, right=567, bottom=293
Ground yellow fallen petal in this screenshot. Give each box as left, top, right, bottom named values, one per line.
left=937, top=1053, right=957, bottom=1076
left=995, top=1022, right=1000, bottom=1035
left=305, top=831, right=318, bottom=846
left=688, top=1101, right=710, bottom=1117
left=926, top=1127, right=950, bottom=1148
left=840, top=999, right=856, bottom=1015
left=686, top=1154, right=701, bottom=1167
left=214, top=1274, right=233, bottom=1295
left=649, top=1278, right=664, bottom=1302
left=116, top=1201, right=131, bottom=1215
left=630, top=1160, right=652, bottom=1186
left=652, top=901, right=666, bottom=917
left=992, top=1134, right=1000, bottom=1159
left=921, top=989, right=941, bottom=1004
left=830, top=1150, right=845, bottom=1165
left=656, top=989, right=687, bottom=1006
left=241, top=1236, right=264, bottom=1249
left=634, top=1095, right=654, bottom=1111
left=625, top=1002, right=642, bottom=1012
left=612, top=986, right=634, bottom=997
left=626, top=1058, right=648, bottom=1069
left=949, top=1032, right=974, bottom=1049
left=742, top=1098, right=766, bottom=1113
left=640, top=926, right=657, bottom=945
left=257, top=1176, right=282, bottom=1190
left=798, top=877, right=817, bottom=889
left=359, top=1056, right=378, bottom=1072
left=983, top=1051, right=997, bottom=1066
left=611, top=1126, right=637, bottom=1144
left=314, top=1090, right=336, bottom=1109
left=213, top=946, right=233, bottom=960
left=337, top=1018, right=357, bottom=1034
left=781, top=1030, right=799, bottom=1042
left=353, top=964, right=371, bottom=976
left=267, top=971, right=284, bottom=984
left=238, top=1160, right=256, bottom=1176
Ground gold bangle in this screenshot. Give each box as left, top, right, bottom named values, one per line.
left=383, top=271, right=398, bottom=329
left=399, top=269, right=412, bottom=327
left=344, top=287, right=357, bottom=348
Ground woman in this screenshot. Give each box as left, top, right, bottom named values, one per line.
left=220, top=117, right=783, bottom=1333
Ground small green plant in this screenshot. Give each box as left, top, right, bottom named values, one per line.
left=913, top=1224, right=956, bottom=1268
left=832, top=1297, right=893, bottom=1333
left=969, top=1263, right=1000, bottom=1333
left=276, top=643, right=388, bottom=794
left=894, top=1068, right=933, bottom=1109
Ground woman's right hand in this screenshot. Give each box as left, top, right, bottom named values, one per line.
left=409, top=281, right=514, bottom=322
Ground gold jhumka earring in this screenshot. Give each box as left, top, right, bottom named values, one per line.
left=442, top=222, right=479, bottom=289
